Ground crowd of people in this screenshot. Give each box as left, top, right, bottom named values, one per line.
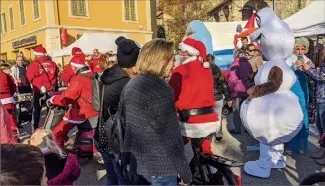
left=1, top=2, right=325, bottom=185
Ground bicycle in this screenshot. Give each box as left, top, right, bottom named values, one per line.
left=300, top=172, right=325, bottom=185
left=188, top=139, right=243, bottom=185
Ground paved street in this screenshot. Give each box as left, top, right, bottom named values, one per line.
left=19, top=111, right=325, bottom=185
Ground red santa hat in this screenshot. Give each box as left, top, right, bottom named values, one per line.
left=71, top=47, right=83, bottom=56
left=33, top=46, right=47, bottom=56
left=179, top=38, right=210, bottom=68
left=70, top=54, right=86, bottom=68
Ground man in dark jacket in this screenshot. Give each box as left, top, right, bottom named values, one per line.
left=96, top=37, right=140, bottom=185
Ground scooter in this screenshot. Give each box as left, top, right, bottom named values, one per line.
left=42, top=94, right=95, bottom=159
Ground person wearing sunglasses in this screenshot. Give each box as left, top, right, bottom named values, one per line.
left=246, top=44, right=263, bottom=73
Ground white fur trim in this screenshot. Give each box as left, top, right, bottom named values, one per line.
left=79, top=70, right=91, bottom=73
left=203, top=62, right=210, bottom=68
left=63, top=117, right=85, bottom=124
left=33, top=51, right=47, bottom=56
left=179, top=121, right=219, bottom=138
left=49, top=96, right=55, bottom=104
left=181, top=56, right=199, bottom=65
left=1, top=97, right=16, bottom=104
left=179, top=42, right=200, bottom=56
left=71, top=62, right=86, bottom=68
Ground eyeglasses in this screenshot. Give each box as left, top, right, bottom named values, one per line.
left=247, top=49, right=255, bottom=52
left=295, top=48, right=306, bottom=51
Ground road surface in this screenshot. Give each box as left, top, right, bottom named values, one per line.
left=19, top=110, right=325, bottom=185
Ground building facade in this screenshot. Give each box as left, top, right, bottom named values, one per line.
left=0, top=0, right=156, bottom=64
left=207, top=0, right=311, bottom=22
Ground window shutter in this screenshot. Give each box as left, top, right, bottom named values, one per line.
left=130, top=0, right=136, bottom=21
left=33, top=0, right=40, bottom=19
left=19, top=0, right=25, bottom=25
left=71, top=0, right=78, bottom=16
left=71, top=0, right=86, bottom=16
left=124, top=0, right=130, bottom=21
left=9, top=8, right=14, bottom=30
left=1, top=13, right=7, bottom=33
left=79, top=0, right=86, bottom=16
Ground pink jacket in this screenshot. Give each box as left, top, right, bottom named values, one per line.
left=228, top=57, right=254, bottom=98
left=0, top=103, right=16, bottom=144
left=47, top=153, right=81, bottom=185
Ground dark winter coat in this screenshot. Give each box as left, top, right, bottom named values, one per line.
left=100, top=65, right=130, bottom=122
left=211, top=65, right=231, bottom=101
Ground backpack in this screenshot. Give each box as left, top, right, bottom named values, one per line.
left=77, top=72, right=102, bottom=112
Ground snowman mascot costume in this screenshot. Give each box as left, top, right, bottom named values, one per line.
left=240, top=6, right=303, bottom=178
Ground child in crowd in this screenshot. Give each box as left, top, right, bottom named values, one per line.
left=228, top=49, right=254, bottom=134
left=25, top=129, right=81, bottom=185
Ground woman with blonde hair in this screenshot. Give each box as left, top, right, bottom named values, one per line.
left=26, top=129, right=81, bottom=185
left=119, top=38, right=192, bottom=185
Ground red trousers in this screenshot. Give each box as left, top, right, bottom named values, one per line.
left=52, top=120, right=97, bottom=152
left=3, top=103, right=18, bottom=142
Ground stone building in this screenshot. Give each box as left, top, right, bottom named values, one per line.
left=207, top=0, right=312, bottom=22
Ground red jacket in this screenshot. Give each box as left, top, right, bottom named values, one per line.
left=0, top=71, right=17, bottom=106
left=87, top=57, right=103, bottom=73
left=60, top=64, right=75, bottom=85
left=168, top=56, right=218, bottom=138
left=50, top=70, right=99, bottom=120
left=27, top=56, right=59, bottom=93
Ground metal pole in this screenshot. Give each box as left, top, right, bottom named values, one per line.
left=273, top=0, right=276, bottom=11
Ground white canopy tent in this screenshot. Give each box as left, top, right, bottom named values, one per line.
left=52, top=33, right=126, bottom=57
left=285, top=0, right=325, bottom=37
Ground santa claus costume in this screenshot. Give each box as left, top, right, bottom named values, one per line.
left=169, top=38, right=219, bottom=154
left=50, top=55, right=99, bottom=147
left=0, top=71, right=18, bottom=142
left=240, top=7, right=303, bottom=178
left=27, top=45, right=59, bottom=130
left=60, top=47, right=83, bottom=85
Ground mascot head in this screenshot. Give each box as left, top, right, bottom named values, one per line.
left=183, top=20, right=214, bottom=56
left=250, top=7, right=294, bottom=61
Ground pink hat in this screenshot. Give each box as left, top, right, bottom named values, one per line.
left=33, top=46, right=47, bottom=56
left=71, top=47, right=83, bottom=56
left=179, top=38, right=210, bottom=68
left=70, top=54, right=86, bottom=68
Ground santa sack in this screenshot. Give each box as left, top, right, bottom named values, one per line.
left=240, top=60, right=303, bottom=146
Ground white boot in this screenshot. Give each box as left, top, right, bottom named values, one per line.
left=271, top=144, right=286, bottom=169
left=244, top=143, right=271, bottom=178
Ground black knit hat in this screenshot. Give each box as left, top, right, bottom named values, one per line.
left=115, top=36, right=126, bottom=46
left=117, top=39, right=140, bottom=68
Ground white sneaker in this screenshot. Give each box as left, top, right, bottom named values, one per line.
left=244, top=161, right=271, bottom=178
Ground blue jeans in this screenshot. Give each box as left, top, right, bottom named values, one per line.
left=316, top=103, right=325, bottom=137
left=149, top=176, right=178, bottom=186
left=94, top=141, right=125, bottom=185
